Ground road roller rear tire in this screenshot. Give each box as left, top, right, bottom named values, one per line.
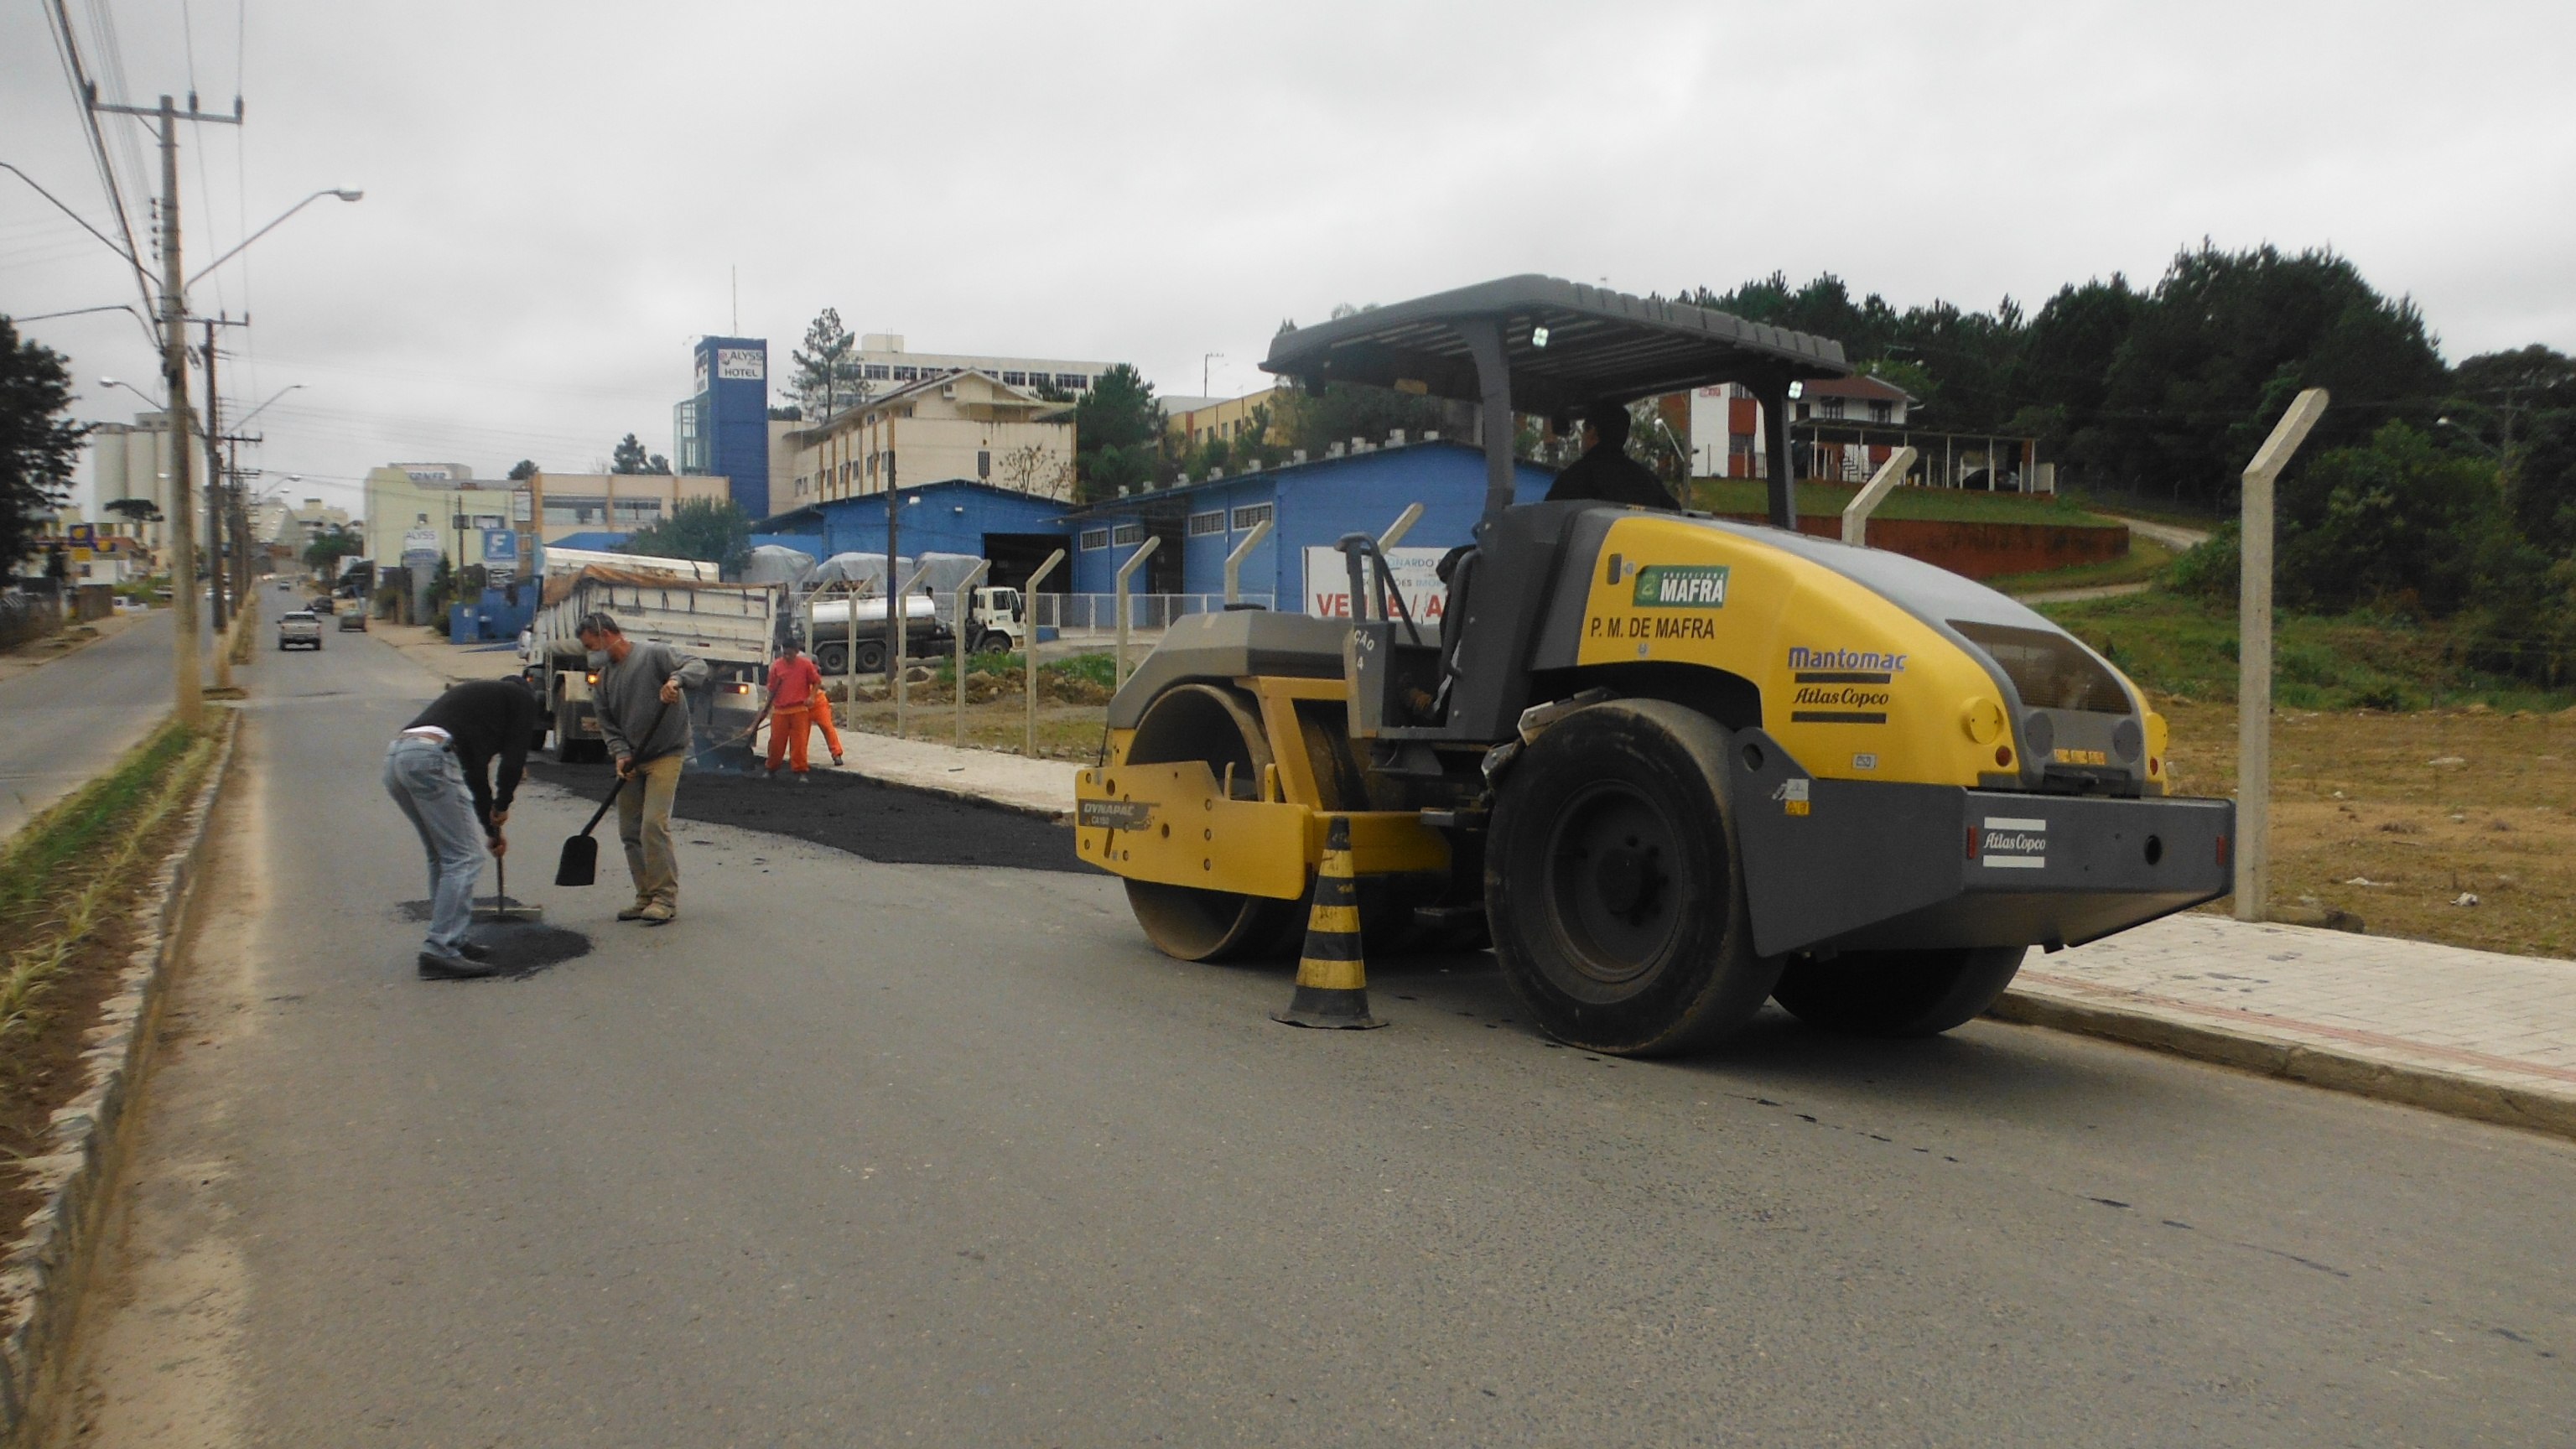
left=1485, top=699, right=1779, bottom=1057
left=1771, top=946, right=2029, bottom=1037
left=1119, top=683, right=1303, bottom=963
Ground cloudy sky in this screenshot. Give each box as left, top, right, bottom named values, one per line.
left=8, top=0, right=2574, bottom=514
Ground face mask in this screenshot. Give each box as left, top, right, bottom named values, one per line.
left=586, top=649, right=610, bottom=671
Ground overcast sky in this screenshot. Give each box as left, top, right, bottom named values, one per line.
left=8, top=0, right=2575, bottom=513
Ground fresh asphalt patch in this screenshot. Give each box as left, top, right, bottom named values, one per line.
left=392, top=903, right=594, bottom=980
left=522, top=759, right=1092, bottom=874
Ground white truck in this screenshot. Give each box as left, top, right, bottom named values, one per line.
left=525, top=565, right=776, bottom=764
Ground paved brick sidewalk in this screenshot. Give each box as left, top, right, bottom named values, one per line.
left=834, top=726, right=2576, bottom=1139
left=1997, top=915, right=2576, bottom=1140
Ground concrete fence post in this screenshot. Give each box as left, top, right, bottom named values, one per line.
left=1223, top=520, right=1272, bottom=605
left=1840, top=447, right=1919, bottom=547
left=2235, top=387, right=2330, bottom=922
left=1024, top=548, right=1065, bottom=759
left=1114, top=538, right=1161, bottom=688
left=892, top=561, right=934, bottom=743
left=952, top=559, right=991, bottom=747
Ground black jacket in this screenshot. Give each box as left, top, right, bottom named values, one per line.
left=403, top=679, right=538, bottom=832
left=1545, top=445, right=1675, bottom=509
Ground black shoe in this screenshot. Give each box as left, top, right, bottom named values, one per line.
left=418, top=948, right=501, bottom=980
left=454, top=941, right=493, bottom=962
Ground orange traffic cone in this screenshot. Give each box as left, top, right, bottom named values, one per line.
left=1270, top=815, right=1385, bottom=1030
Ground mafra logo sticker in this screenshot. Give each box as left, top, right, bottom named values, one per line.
left=1632, top=564, right=1729, bottom=609
left=1980, top=816, right=2047, bottom=869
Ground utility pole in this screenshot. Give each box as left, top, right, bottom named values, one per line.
left=884, top=427, right=899, bottom=709
left=93, top=88, right=242, bottom=728
left=200, top=316, right=245, bottom=630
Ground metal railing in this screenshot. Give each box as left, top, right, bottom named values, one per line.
left=1031, top=592, right=1278, bottom=634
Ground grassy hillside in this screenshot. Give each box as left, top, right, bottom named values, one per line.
left=2037, top=589, right=2576, bottom=713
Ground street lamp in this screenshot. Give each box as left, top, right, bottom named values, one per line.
left=232, top=382, right=306, bottom=430
left=97, top=376, right=164, bottom=409
left=186, top=189, right=363, bottom=288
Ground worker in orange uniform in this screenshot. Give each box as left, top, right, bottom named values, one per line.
left=807, top=676, right=847, bottom=767
left=763, top=639, right=827, bottom=782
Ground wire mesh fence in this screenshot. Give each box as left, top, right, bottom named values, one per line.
left=0, top=590, right=65, bottom=652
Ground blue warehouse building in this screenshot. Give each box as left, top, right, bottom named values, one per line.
left=1067, top=440, right=1552, bottom=609
left=755, top=441, right=1558, bottom=619
left=673, top=335, right=774, bottom=518
left=759, top=479, right=1078, bottom=586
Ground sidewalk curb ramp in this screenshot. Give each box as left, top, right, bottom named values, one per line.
left=1989, top=981, right=2576, bottom=1145
left=0, top=709, right=242, bottom=1445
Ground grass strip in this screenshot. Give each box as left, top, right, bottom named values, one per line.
left=0, top=723, right=199, bottom=932
left=0, top=723, right=216, bottom=1047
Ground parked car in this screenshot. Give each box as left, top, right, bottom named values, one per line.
left=337, top=607, right=368, bottom=632
left=277, top=611, right=324, bottom=651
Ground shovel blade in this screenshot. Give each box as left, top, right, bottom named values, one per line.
left=554, top=834, right=600, bottom=887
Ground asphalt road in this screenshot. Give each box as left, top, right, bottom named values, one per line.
left=49, top=606, right=2576, bottom=1446
left=0, top=603, right=212, bottom=840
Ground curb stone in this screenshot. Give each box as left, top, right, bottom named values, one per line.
left=1988, top=984, right=2576, bottom=1145
left=0, top=709, right=241, bottom=1445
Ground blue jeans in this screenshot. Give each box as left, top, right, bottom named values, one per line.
left=383, top=735, right=485, bottom=954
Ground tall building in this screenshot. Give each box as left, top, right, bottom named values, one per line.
left=672, top=335, right=771, bottom=518
left=845, top=335, right=1114, bottom=402
left=84, top=415, right=179, bottom=552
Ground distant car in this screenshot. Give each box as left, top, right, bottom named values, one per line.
left=277, top=611, right=324, bottom=651
left=337, top=608, right=368, bottom=632
left=310, top=595, right=335, bottom=614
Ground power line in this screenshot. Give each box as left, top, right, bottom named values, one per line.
left=39, top=0, right=154, bottom=347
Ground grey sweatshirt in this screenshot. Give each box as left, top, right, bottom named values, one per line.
left=593, top=639, right=708, bottom=764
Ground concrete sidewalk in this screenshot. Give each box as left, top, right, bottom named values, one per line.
left=832, top=727, right=1077, bottom=820
left=1999, top=916, right=2576, bottom=1139
left=837, top=725, right=2576, bottom=1140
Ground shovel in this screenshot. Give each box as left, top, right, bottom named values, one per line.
left=554, top=698, right=670, bottom=888
left=553, top=778, right=625, bottom=887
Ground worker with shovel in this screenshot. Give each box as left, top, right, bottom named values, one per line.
left=578, top=612, right=706, bottom=925
left=384, top=678, right=538, bottom=979
left=762, top=639, right=827, bottom=781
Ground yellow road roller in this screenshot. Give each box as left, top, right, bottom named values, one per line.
left=1075, top=276, right=2231, bottom=1056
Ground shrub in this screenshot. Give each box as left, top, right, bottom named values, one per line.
left=2164, top=521, right=2240, bottom=600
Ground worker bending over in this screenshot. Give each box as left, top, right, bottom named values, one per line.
left=383, top=678, right=536, bottom=979
left=765, top=640, right=826, bottom=781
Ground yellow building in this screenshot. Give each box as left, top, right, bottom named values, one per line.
left=786, top=369, right=1074, bottom=508
left=1166, top=387, right=1287, bottom=450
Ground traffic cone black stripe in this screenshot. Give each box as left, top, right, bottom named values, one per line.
left=1270, top=815, right=1385, bottom=1031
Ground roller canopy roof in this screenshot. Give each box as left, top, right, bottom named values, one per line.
left=1260, top=274, right=1851, bottom=414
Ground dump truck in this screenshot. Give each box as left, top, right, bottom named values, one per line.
left=1074, top=275, right=2234, bottom=1057
left=527, top=565, right=775, bottom=763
